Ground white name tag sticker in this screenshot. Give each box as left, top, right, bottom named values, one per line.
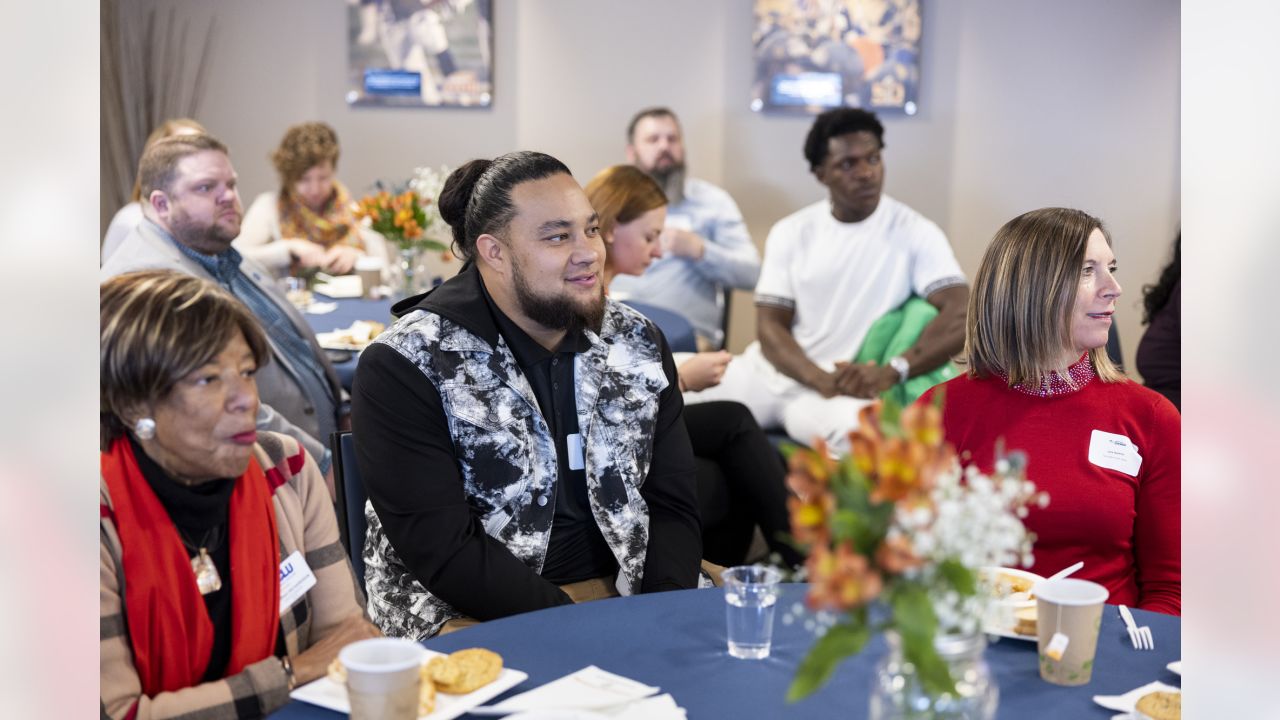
left=1088, top=430, right=1142, bottom=477
left=279, top=550, right=317, bottom=615
left=567, top=432, right=585, bottom=471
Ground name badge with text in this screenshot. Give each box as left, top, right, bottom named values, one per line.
left=567, top=432, right=585, bottom=471
left=279, top=550, right=317, bottom=615
left=1087, top=430, right=1142, bottom=477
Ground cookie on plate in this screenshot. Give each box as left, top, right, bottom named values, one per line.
left=430, top=648, right=503, bottom=694
left=1134, top=690, right=1180, bottom=720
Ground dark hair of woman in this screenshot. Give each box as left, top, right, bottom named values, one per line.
left=437, top=151, right=573, bottom=261
left=1141, top=233, right=1180, bottom=325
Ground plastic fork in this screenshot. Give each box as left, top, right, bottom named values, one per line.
left=1118, top=604, right=1154, bottom=650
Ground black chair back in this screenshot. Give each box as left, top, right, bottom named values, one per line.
left=330, top=431, right=367, bottom=594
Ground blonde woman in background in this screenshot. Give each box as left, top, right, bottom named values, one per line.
left=101, top=118, right=207, bottom=264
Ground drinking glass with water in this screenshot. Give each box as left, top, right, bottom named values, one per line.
left=723, top=565, right=782, bottom=659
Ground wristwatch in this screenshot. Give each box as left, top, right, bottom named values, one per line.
left=888, top=355, right=910, bottom=384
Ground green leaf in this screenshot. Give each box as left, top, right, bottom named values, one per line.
left=892, top=585, right=956, bottom=697
left=777, top=441, right=804, bottom=462
left=787, top=620, right=871, bottom=702
left=938, top=559, right=977, bottom=596
left=879, top=396, right=903, bottom=438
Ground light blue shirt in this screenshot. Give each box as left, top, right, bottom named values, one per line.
left=609, top=177, right=759, bottom=347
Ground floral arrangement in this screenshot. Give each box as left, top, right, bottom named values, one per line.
left=784, top=398, right=1045, bottom=701
left=407, top=164, right=454, bottom=253
left=353, top=165, right=453, bottom=256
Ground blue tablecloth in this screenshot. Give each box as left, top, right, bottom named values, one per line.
left=272, top=585, right=1180, bottom=719
left=303, top=295, right=396, bottom=391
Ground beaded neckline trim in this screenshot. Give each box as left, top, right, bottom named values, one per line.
left=998, top=355, right=1096, bottom=397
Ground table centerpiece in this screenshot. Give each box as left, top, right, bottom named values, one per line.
left=784, top=399, right=1046, bottom=718
left=354, top=165, right=454, bottom=298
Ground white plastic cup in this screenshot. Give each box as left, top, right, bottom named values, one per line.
left=1035, top=578, right=1109, bottom=686
left=723, top=565, right=782, bottom=659
left=339, top=638, right=424, bottom=719
left=355, top=255, right=385, bottom=298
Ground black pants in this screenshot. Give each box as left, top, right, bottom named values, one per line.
left=686, top=401, right=801, bottom=567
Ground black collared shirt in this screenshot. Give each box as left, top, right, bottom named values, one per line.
left=480, top=283, right=617, bottom=583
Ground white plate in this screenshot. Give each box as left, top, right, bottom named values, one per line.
left=1093, top=680, right=1180, bottom=716
left=314, top=331, right=369, bottom=351
left=290, top=648, right=528, bottom=719
left=1166, top=660, right=1181, bottom=676
left=982, top=623, right=1037, bottom=642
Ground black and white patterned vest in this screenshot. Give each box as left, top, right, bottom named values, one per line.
left=363, top=299, right=669, bottom=639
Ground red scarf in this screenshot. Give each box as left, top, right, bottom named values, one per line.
left=101, top=439, right=280, bottom=695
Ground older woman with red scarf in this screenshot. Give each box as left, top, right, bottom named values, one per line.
left=100, top=270, right=378, bottom=719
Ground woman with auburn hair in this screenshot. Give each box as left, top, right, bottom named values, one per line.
left=100, top=270, right=378, bottom=719
left=586, top=165, right=801, bottom=567
left=917, top=208, right=1180, bottom=614
left=102, top=118, right=208, bottom=263
left=234, top=121, right=390, bottom=278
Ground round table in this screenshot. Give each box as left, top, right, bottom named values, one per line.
left=272, top=584, right=1180, bottom=719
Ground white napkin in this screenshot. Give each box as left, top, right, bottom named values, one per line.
left=304, top=301, right=338, bottom=315
left=486, top=666, right=667, bottom=715
left=1093, top=680, right=1180, bottom=717
left=313, top=275, right=363, bottom=298
left=597, top=693, right=686, bottom=719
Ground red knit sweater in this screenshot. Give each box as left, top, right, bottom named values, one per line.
left=918, top=362, right=1181, bottom=615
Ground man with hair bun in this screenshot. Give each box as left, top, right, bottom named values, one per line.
left=685, top=107, right=969, bottom=451
left=353, top=151, right=703, bottom=639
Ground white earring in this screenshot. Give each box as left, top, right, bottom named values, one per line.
left=134, top=417, right=157, bottom=440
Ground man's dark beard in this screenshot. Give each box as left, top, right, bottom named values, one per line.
left=512, top=260, right=606, bottom=335
left=169, top=211, right=238, bottom=256
left=643, top=162, right=686, bottom=205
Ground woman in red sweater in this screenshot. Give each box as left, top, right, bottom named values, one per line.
left=917, top=208, right=1180, bottom=615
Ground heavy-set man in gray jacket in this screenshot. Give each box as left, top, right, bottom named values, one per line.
left=101, top=134, right=344, bottom=485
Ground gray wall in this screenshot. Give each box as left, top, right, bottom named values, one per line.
left=119, top=0, right=1179, bottom=376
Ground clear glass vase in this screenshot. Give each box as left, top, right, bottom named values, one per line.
left=869, top=631, right=998, bottom=720
left=396, top=246, right=422, bottom=300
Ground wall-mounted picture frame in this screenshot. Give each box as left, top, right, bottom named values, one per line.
left=347, top=0, right=493, bottom=108
left=751, top=0, right=921, bottom=115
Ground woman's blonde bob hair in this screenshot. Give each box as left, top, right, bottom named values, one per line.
left=963, top=207, right=1124, bottom=385
left=100, top=270, right=270, bottom=448
left=583, top=165, right=668, bottom=242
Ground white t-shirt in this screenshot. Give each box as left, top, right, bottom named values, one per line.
left=751, top=194, right=965, bottom=368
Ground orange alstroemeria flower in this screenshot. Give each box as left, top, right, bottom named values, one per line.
left=788, top=492, right=834, bottom=547
left=787, top=439, right=836, bottom=499
left=806, top=542, right=883, bottom=611
left=899, top=402, right=944, bottom=448
left=874, top=534, right=923, bottom=575
left=870, top=436, right=921, bottom=503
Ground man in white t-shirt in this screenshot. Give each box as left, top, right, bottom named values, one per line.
left=685, top=108, right=968, bottom=449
